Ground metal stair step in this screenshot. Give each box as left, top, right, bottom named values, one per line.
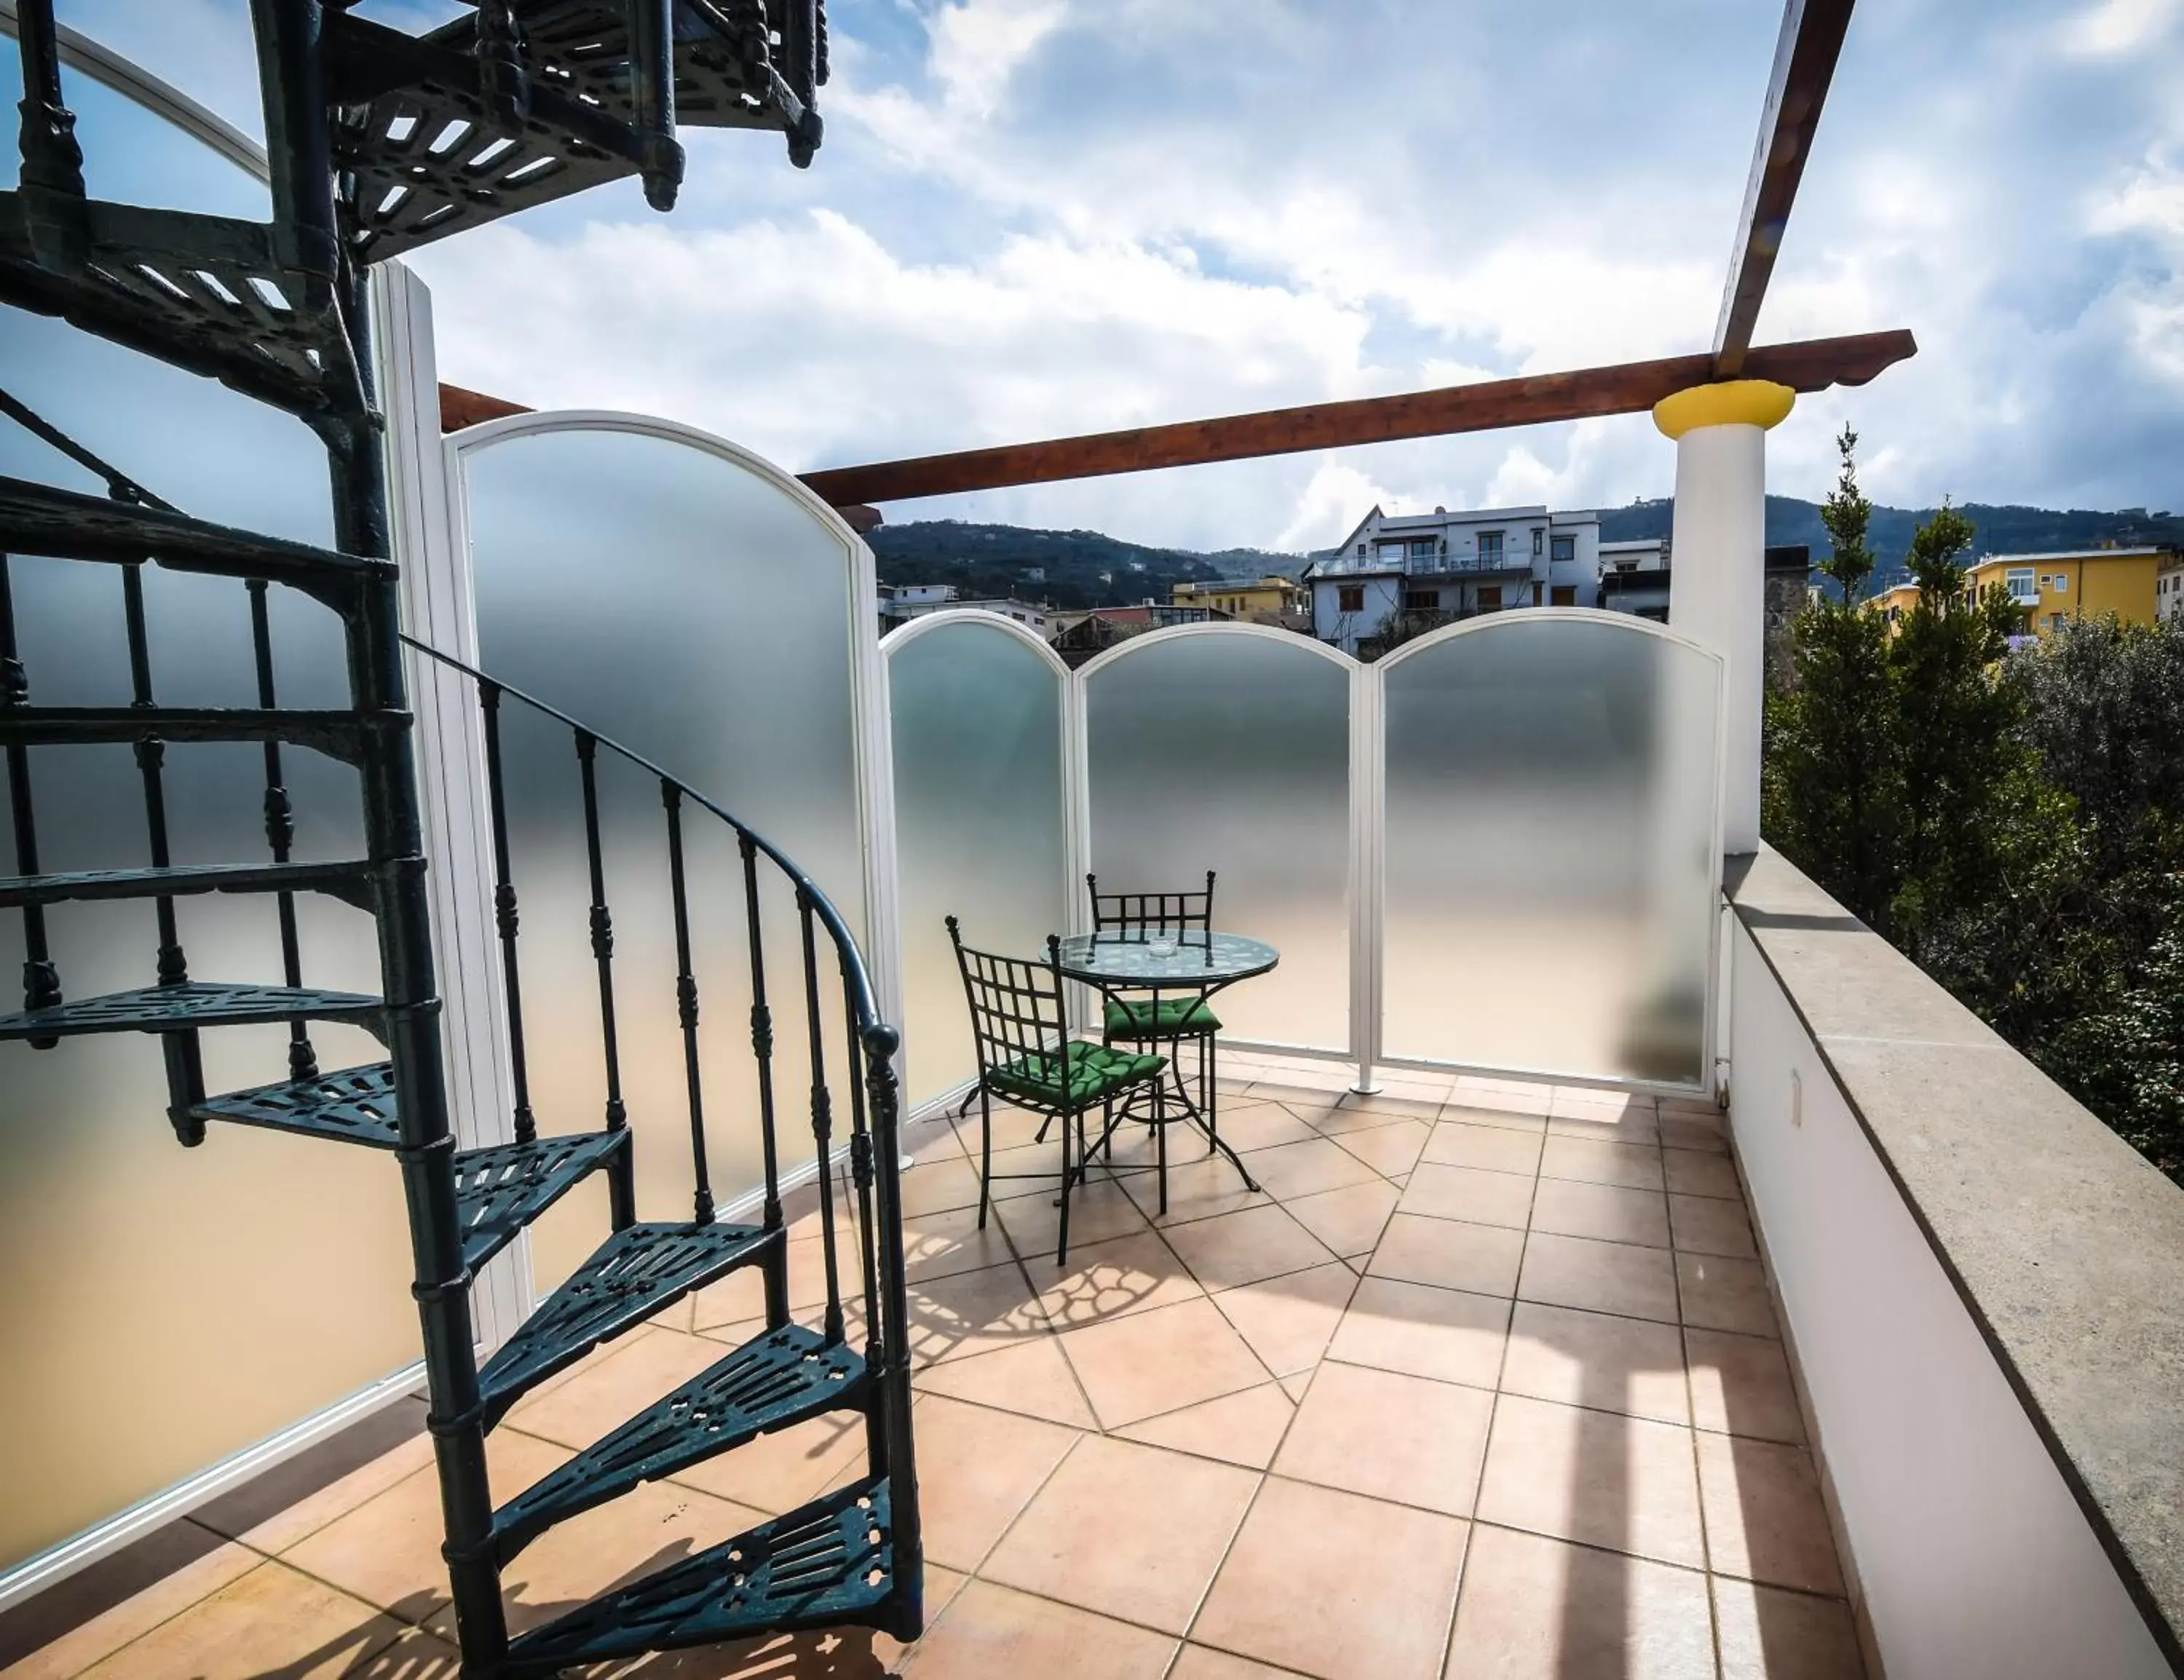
left=505, top=1475, right=896, bottom=1671
left=0, top=859, right=375, bottom=911
left=0, top=477, right=389, bottom=606
left=191, top=1062, right=403, bottom=1149
left=494, top=1323, right=866, bottom=1562
left=0, top=707, right=380, bottom=766
left=0, top=981, right=382, bottom=1042
left=480, top=1219, right=779, bottom=1425
left=0, top=197, right=361, bottom=420
left=456, top=1130, right=629, bottom=1272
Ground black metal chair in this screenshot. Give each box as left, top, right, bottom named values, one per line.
left=1087, top=871, right=1222, bottom=1151
left=947, top=918, right=1166, bottom=1264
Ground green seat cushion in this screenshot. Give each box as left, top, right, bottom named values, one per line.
left=1103, top=994, right=1222, bottom=1037
left=989, top=1043, right=1166, bottom=1108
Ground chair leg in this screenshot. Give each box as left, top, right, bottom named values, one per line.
left=977, top=1086, right=994, bottom=1229
left=1204, top=1031, right=1218, bottom=1154
left=1056, top=1103, right=1074, bottom=1267
left=1155, top=1070, right=1168, bottom=1217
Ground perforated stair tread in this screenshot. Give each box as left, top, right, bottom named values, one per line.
left=0, top=706, right=376, bottom=764
left=480, top=1219, right=778, bottom=1424
left=0, top=859, right=374, bottom=911
left=456, top=1130, right=628, bottom=1271
left=505, top=1475, right=895, bottom=1671
left=191, top=1062, right=403, bottom=1149
left=0, top=981, right=383, bottom=1042
left=494, top=1323, right=866, bottom=1561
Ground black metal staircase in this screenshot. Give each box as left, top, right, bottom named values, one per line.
left=0, top=3, right=918, bottom=1674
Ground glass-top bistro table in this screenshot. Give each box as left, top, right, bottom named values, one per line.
left=1054, top=928, right=1278, bottom=1210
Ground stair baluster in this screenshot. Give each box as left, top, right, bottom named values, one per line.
left=247, top=579, right=318, bottom=1082
left=574, top=726, right=636, bottom=1228
left=661, top=780, right=716, bottom=1225
left=476, top=680, right=537, bottom=1144
left=0, top=554, right=63, bottom=1042
left=742, top=829, right=789, bottom=1328
left=798, top=887, right=847, bottom=1346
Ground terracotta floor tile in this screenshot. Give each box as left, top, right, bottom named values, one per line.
left=1686, top=1328, right=1806, bottom=1443
left=1423, top=1118, right=1546, bottom=1174
left=1441, top=1096, right=1551, bottom=1133
left=1658, top=1115, right=1729, bottom=1155
left=1032, top=1229, right=1204, bottom=1329
left=349, top=1625, right=460, bottom=1675
left=901, top=1202, right=1023, bottom=1283
left=900, top=1579, right=1174, bottom=1679
left=1713, top=1577, right=1867, bottom=1679
left=77, top=1562, right=404, bottom=1680
left=1453, top=1079, right=1555, bottom=1117
left=1166, top=1202, right=1339, bottom=1291
left=231, top=1431, right=437, bottom=1553
left=1325, top=1275, right=1509, bottom=1390
left=1669, top=1192, right=1758, bottom=1259
left=982, top=1435, right=1260, bottom=1634
left=1239, top=1136, right=1382, bottom=1199
left=1115, top=1383, right=1296, bottom=1471
left=1476, top=1392, right=1706, bottom=1569
left=1500, top=1301, right=1692, bottom=1425
left=1540, top=1135, right=1666, bottom=1191
left=1658, top=1096, right=1724, bottom=1121
left=496, top=1479, right=771, bottom=1636
left=1676, top=1253, right=1779, bottom=1337
left=903, top=1114, right=968, bottom=1163
left=504, top=1327, right=727, bottom=1448
left=691, top=1237, right=843, bottom=1330
left=1119, top=1152, right=1266, bottom=1227
left=668, top=1410, right=871, bottom=1515
left=954, top=1104, right=1055, bottom=1154
left=7, top=1536, right=261, bottom=1680
left=1192, top=1477, right=1468, bottom=1680
left=1057, top=1297, right=1271, bottom=1427
left=1313, top=1098, right=1436, bottom=1138
left=996, top=1177, right=1150, bottom=1262
left=1519, top=1232, right=1680, bottom=1325
left=1251, top=1081, right=1345, bottom=1112
left=1210, top=1261, right=1358, bottom=1376
left=1329, top=1117, right=1431, bottom=1176
left=898, top=1154, right=986, bottom=1219
left=1530, top=1178, right=1671, bottom=1249
left=1444, top=1523, right=1715, bottom=1680
left=1211, top=1104, right=1321, bottom=1154
left=978, top=1138, right=1069, bottom=1200
left=1548, top=1112, right=1665, bottom=1146
left=1398, top=1162, right=1537, bottom=1229
left=1696, top=1432, right=1844, bottom=1593
left=908, top=1395, right=1081, bottom=1572
left=1663, top=1146, right=1743, bottom=1200
left=1168, top=1644, right=1307, bottom=1680
left=903, top=1261, right=1049, bottom=1368
left=1369, top=1213, right=1526, bottom=1297
left=282, top=1430, right=569, bottom=1623
left=911, top=1336, right=1098, bottom=1429
left=1273, top=1360, right=1495, bottom=1517
left=1282, top=1178, right=1401, bottom=1258
left=1552, top=1086, right=1656, bottom=1122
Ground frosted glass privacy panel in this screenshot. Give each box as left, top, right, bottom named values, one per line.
left=461, top=427, right=867, bottom=1286
left=1380, top=617, right=1720, bottom=1087
left=887, top=621, right=1067, bottom=1109
left=0, top=40, right=414, bottom=1571
left=1084, top=631, right=1350, bottom=1051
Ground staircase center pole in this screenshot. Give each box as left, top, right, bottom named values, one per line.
left=248, top=2, right=505, bottom=1670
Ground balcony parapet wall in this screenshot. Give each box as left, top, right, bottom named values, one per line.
left=1725, top=847, right=2183, bottom=1679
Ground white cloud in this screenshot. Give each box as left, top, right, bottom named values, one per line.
left=2060, top=0, right=2180, bottom=58
left=1274, top=461, right=1396, bottom=552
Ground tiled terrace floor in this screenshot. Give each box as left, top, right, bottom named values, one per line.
left=7, top=1057, right=1865, bottom=1679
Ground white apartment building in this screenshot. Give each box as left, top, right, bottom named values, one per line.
left=877, top=584, right=1051, bottom=637
left=1310, top=504, right=1604, bottom=655
left=2161, top=553, right=2183, bottom=625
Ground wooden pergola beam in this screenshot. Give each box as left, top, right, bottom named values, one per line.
left=794, top=330, right=1912, bottom=507
left=1714, top=0, right=1856, bottom=375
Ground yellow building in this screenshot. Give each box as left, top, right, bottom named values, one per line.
left=1172, top=574, right=1307, bottom=620
left=1870, top=547, right=2172, bottom=638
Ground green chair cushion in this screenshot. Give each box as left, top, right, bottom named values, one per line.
left=989, top=1043, right=1166, bottom=1109
left=1103, top=994, right=1222, bottom=1037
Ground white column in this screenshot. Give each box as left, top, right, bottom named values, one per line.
left=1655, top=380, right=1795, bottom=855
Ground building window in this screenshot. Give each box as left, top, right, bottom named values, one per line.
left=1357, top=543, right=1367, bottom=558
left=1377, top=541, right=1409, bottom=566
left=1404, top=589, right=1439, bottom=612
left=1478, top=531, right=1505, bottom=563
left=1477, top=585, right=1503, bottom=611
left=1532, top=528, right=1544, bottom=556
left=1551, top=585, right=1576, bottom=606
left=1409, top=538, right=1437, bottom=559
left=2006, top=567, right=2037, bottom=603
left=1551, top=534, right=1575, bottom=565
left=2052, top=574, right=2069, bottom=594
left=1337, top=585, right=1364, bottom=614
left=2049, top=613, right=2065, bottom=631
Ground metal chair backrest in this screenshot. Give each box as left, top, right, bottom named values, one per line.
left=1085, top=870, right=1216, bottom=937
left=946, top=917, right=1072, bottom=1094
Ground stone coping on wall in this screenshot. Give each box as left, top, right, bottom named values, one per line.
left=1726, top=846, right=2184, bottom=1673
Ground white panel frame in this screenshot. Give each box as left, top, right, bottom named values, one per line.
left=1373, top=609, right=1728, bottom=1098
left=878, top=611, right=1075, bottom=1114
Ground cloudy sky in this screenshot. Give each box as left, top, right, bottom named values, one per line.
left=63, top=0, right=2184, bottom=551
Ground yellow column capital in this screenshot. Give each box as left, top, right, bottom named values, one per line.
left=1652, top=379, right=1796, bottom=440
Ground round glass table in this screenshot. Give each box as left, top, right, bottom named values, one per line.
left=1054, top=930, right=1278, bottom=1202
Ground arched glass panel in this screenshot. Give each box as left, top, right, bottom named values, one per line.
left=458, top=424, right=869, bottom=1291
left=885, top=618, right=1067, bottom=1109
left=1083, top=631, right=1351, bottom=1052
left=0, top=37, right=411, bottom=1571
left=1380, top=615, right=1721, bottom=1087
